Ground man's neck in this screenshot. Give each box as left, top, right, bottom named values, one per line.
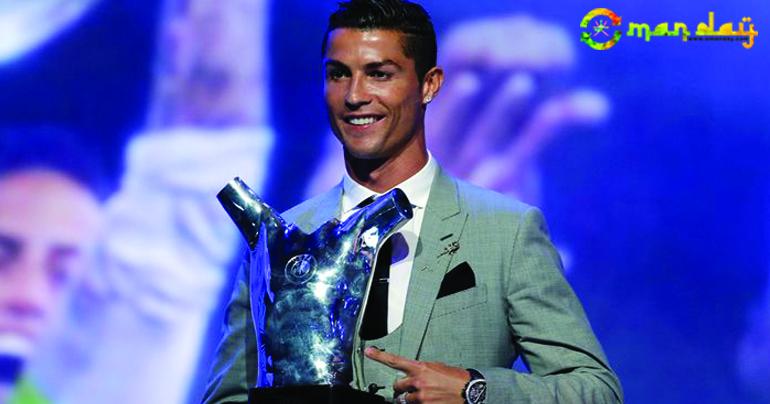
left=344, top=137, right=428, bottom=194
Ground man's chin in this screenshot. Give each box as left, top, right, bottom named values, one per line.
left=343, top=147, right=388, bottom=161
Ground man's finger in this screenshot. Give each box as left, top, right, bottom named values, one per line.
left=502, top=89, right=609, bottom=165
left=393, top=376, right=417, bottom=394
left=454, top=71, right=537, bottom=173
left=364, top=347, right=420, bottom=373
left=467, top=89, right=609, bottom=200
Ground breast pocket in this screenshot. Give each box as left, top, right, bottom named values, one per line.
left=430, top=283, right=488, bottom=319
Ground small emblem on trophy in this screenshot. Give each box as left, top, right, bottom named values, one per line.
left=284, top=254, right=317, bottom=284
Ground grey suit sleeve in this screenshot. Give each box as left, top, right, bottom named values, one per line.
left=201, top=254, right=257, bottom=404
left=479, top=207, right=623, bottom=403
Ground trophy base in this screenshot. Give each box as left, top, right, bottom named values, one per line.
left=248, top=385, right=386, bottom=404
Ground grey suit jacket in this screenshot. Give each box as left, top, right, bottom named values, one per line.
left=202, top=167, right=623, bottom=403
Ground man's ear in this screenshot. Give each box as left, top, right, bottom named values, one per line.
left=421, top=66, right=444, bottom=105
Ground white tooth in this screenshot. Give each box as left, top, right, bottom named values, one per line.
left=350, top=117, right=377, bottom=125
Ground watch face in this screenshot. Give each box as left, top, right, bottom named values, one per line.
left=467, top=380, right=487, bottom=404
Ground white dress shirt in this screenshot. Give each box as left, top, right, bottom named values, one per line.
left=340, top=153, right=438, bottom=333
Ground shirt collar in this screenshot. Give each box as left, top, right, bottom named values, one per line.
left=341, top=152, right=438, bottom=214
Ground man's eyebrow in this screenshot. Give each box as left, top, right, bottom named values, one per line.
left=323, top=59, right=402, bottom=70
left=324, top=59, right=348, bottom=69
left=364, top=59, right=401, bottom=70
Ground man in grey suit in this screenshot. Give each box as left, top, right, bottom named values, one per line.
left=203, top=0, right=622, bottom=403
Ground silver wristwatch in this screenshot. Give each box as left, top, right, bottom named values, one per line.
left=462, top=368, right=487, bottom=404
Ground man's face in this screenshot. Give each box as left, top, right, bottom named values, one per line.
left=0, top=170, right=102, bottom=354
left=324, top=28, right=425, bottom=160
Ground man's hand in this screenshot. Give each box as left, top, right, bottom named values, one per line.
left=364, top=347, right=469, bottom=404
left=148, top=0, right=271, bottom=128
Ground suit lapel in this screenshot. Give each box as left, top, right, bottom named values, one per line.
left=399, top=167, right=468, bottom=360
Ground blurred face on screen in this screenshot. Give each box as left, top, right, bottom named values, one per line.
left=0, top=170, right=102, bottom=355
left=323, top=29, right=427, bottom=161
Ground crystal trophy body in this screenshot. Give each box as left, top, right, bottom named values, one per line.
left=218, top=178, right=412, bottom=403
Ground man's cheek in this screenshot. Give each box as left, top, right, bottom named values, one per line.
left=322, top=90, right=336, bottom=108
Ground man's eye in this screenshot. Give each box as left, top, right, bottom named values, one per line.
left=48, top=257, right=82, bottom=288
left=369, top=70, right=391, bottom=79
left=0, top=249, right=11, bottom=269
left=0, top=235, right=20, bottom=269
left=49, top=265, right=73, bottom=288
left=327, top=70, right=347, bottom=80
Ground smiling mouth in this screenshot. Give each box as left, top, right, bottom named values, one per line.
left=343, top=115, right=385, bottom=126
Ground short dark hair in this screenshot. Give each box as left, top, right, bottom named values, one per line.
left=0, top=127, right=108, bottom=200
left=322, top=0, right=437, bottom=81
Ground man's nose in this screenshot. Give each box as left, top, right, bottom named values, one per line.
left=345, top=75, right=371, bottom=110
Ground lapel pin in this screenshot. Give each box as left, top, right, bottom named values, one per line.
left=437, top=241, right=460, bottom=258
